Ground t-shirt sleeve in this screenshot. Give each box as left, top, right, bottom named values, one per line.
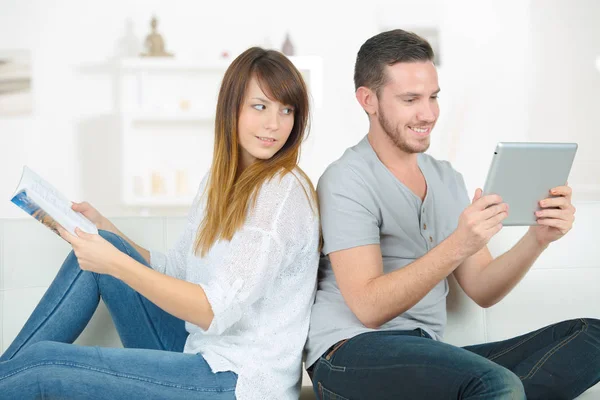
left=318, top=164, right=381, bottom=255
left=441, top=166, right=472, bottom=233
left=453, top=169, right=471, bottom=211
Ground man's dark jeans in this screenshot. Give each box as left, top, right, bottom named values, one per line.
left=309, top=319, right=600, bottom=399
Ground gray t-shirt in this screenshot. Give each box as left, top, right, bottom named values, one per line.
left=305, top=135, right=471, bottom=368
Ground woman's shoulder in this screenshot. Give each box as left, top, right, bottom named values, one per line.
left=258, top=167, right=316, bottom=206
left=246, top=168, right=317, bottom=227
left=247, top=168, right=318, bottom=245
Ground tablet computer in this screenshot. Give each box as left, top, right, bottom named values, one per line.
left=482, top=142, right=577, bottom=226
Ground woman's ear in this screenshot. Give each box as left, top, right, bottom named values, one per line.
left=355, top=86, right=378, bottom=116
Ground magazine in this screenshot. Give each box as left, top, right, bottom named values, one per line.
left=11, top=166, right=98, bottom=238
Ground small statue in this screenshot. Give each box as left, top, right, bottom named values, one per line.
left=140, top=16, right=173, bottom=57
left=281, top=32, right=295, bottom=56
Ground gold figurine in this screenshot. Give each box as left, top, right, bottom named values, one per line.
left=140, top=16, right=173, bottom=57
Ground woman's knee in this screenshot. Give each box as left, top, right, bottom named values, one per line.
left=98, top=230, right=132, bottom=257
left=6, top=341, right=92, bottom=393
left=99, top=229, right=124, bottom=247
left=18, top=340, right=65, bottom=361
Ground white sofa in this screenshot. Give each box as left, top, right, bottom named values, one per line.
left=1, top=202, right=599, bottom=399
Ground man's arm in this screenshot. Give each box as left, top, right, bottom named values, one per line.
left=331, top=191, right=506, bottom=329
left=331, top=237, right=464, bottom=329
left=452, top=233, right=546, bottom=308
left=453, top=185, right=575, bottom=308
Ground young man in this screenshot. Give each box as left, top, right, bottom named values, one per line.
left=306, top=29, right=600, bottom=400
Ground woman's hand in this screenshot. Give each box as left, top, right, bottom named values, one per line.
left=57, top=227, right=125, bottom=276
left=71, top=201, right=114, bottom=232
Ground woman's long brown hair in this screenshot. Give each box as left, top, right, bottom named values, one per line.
left=194, top=47, right=317, bottom=256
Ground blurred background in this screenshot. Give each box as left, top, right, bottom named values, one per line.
left=1, top=0, right=598, bottom=219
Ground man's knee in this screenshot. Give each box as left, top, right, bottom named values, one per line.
left=581, top=318, right=600, bottom=351
left=562, top=318, right=600, bottom=343
left=480, top=366, right=526, bottom=399
left=499, top=369, right=526, bottom=398
left=582, top=318, right=600, bottom=333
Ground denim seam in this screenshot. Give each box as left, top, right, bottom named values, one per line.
left=519, top=323, right=586, bottom=380
left=7, top=268, right=84, bottom=360
left=319, top=358, right=346, bottom=372
left=0, top=361, right=235, bottom=392
left=318, top=361, right=487, bottom=396
left=94, top=346, right=110, bottom=371
left=343, top=362, right=485, bottom=379
left=488, top=324, right=553, bottom=362
left=113, top=234, right=134, bottom=258
left=463, top=373, right=488, bottom=397
left=319, top=382, right=350, bottom=400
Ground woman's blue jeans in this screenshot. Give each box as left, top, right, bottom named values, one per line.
left=309, top=320, right=600, bottom=400
left=0, top=231, right=237, bottom=399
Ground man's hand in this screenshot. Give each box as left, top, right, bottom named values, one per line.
left=452, top=189, right=508, bottom=259
left=57, top=227, right=124, bottom=276
left=529, top=184, right=575, bottom=247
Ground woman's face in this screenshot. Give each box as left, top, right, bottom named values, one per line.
left=237, top=77, right=295, bottom=170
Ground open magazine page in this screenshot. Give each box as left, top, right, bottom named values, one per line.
left=11, top=166, right=98, bottom=237
left=11, top=190, right=62, bottom=236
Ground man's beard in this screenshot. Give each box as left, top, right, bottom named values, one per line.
left=378, top=107, right=430, bottom=154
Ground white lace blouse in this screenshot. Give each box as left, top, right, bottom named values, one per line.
left=150, top=169, right=320, bottom=399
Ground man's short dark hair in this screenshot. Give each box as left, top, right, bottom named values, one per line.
left=354, top=29, right=435, bottom=95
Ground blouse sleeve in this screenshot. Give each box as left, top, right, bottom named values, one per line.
left=200, top=172, right=317, bottom=335
left=149, top=179, right=206, bottom=280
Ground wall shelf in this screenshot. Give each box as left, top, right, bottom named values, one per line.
left=125, top=111, right=214, bottom=123
left=123, top=195, right=195, bottom=207
left=116, top=55, right=323, bottom=207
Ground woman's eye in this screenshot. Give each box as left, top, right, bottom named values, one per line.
left=252, top=104, right=266, bottom=111
left=282, top=108, right=294, bottom=115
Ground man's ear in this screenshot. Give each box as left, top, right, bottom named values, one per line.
left=356, top=86, right=378, bottom=115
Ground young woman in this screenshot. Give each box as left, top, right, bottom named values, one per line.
left=0, top=47, right=320, bottom=400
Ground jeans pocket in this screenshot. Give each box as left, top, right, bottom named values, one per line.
left=318, top=382, right=350, bottom=400
left=418, top=328, right=432, bottom=339
left=325, top=339, right=349, bottom=361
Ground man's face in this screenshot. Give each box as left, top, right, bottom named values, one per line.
left=375, top=61, right=440, bottom=154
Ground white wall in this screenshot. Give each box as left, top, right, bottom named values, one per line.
left=433, top=0, right=533, bottom=195
left=0, top=0, right=597, bottom=218
left=528, top=0, right=600, bottom=201
left=0, top=0, right=373, bottom=218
